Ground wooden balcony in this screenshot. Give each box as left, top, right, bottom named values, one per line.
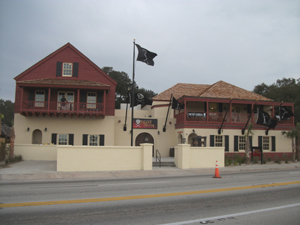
left=175, top=111, right=294, bottom=128
left=20, top=101, right=105, bottom=118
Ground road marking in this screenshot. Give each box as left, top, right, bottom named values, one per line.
left=1, top=180, right=300, bottom=208
left=159, top=202, right=300, bottom=225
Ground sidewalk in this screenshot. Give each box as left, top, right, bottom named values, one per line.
left=0, top=159, right=299, bottom=183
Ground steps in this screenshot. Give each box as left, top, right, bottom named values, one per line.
left=153, top=161, right=175, bottom=167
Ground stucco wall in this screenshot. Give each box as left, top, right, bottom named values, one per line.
left=175, top=144, right=224, bottom=169
left=57, top=143, right=152, bottom=172
left=14, top=144, right=57, bottom=160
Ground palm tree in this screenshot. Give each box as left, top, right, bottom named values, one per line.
left=282, top=123, right=300, bottom=162
left=0, top=113, right=4, bottom=137
left=245, top=123, right=254, bottom=164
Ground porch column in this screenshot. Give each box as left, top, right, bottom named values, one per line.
left=103, top=90, right=106, bottom=118
left=47, top=88, right=51, bottom=113
left=183, top=99, right=186, bottom=125
left=229, top=101, right=232, bottom=124
left=77, top=89, right=80, bottom=115
left=20, top=87, right=23, bottom=112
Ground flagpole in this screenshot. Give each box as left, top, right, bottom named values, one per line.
left=123, top=89, right=129, bottom=131
left=131, top=39, right=136, bottom=146
left=163, top=93, right=173, bottom=132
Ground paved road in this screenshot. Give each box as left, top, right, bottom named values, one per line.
left=1, top=169, right=300, bottom=224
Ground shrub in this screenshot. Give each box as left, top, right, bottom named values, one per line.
left=274, top=155, right=281, bottom=164
left=282, top=154, right=289, bottom=164
left=0, top=142, right=6, bottom=161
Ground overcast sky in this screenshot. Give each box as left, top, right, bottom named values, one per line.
left=0, top=0, right=299, bottom=102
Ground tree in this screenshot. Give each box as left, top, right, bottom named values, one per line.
left=245, top=123, right=254, bottom=164
left=253, top=78, right=300, bottom=125
left=102, top=67, right=157, bottom=109
left=0, top=99, right=14, bottom=126
left=282, top=123, right=300, bottom=162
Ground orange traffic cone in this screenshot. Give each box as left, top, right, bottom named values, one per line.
left=213, top=160, right=221, bottom=178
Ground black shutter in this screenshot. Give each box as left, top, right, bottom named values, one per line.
left=51, top=133, right=57, bottom=145
left=99, top=135, right=105, bottom=146
left=225, top=135, right=229, bottom=152
left=56, top=62, right=62, bottom=77
left=80, top=92, right=87, bottom=102
left=247, top=104, right=252, bottom=114
left=73, top=62, right=78, bottom=77
left=68, top=134, right=74, bottom=146
left=97, top=92, right=103, bottom=103
left=271, top=136, right=276, bottom=152
left=45, top=90, right=48, bottom=102
left=249, top=136, right=253, bottom=148
left=234, top=136, right=239, bottom=152
left=28, top=90, right=35, bottom=101
left=204, top=102, right=207, bottom=113
left=258, top=136, right=262, bottom=148
left=210, top=135, right=214, bottom=147
left=219, top=103, right=223, bottom=113
left=83, top=134, right=88, bottom=146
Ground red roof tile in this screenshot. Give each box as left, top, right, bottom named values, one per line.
left=153, top=81, right=273, bottom=102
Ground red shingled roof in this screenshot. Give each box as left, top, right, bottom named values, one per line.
left=152, top=81, right=273, bottom=102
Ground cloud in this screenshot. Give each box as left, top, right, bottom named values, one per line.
left=0, top=0, right=299, bottom=101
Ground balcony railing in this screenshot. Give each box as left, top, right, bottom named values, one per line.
left=21, top=101, right=104, bottom=116
left=174, top=111, right=293, bottom=127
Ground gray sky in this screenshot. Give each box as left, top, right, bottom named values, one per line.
left=0, top=0, right=299, bottom=102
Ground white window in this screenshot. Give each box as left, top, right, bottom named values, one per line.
left=262, top=136, right=270, bottom=150
left=239, top=136, right=246, bottom=150
left=58, top=134, right=68, bottom=145
left=63, top=63, right=72, bottom=77
left=87, top=92, right=96, bottom=108
left=35, top=90, right=45, bottom=107
left=215, top=135, right=223, bottom=147
left=89, top=135, right=98, bottom=146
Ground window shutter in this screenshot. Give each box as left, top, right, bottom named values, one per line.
left=97, top=92, right=103, bottom=103
left=82, top=134, right=88, bottom=146
left=249, top=136, right=252, bottom=148
left=28, top=90, right=35, bottom=101
left=271, top=136, right=276, bottom=152
left=73, top=62, right=78, bottom=77
left=80, top=92, right=87, bottom=103
left=225, top=135, right=229, bottom=152
left=258, top=136, right=262, bottom=148
left=210, top=135, right=214, bottom=147
left=68, top=134, right=74, bottom=146
left=247, top=104, right=252, bottom=114
left=56, top=62, right=62, bottom=77
left=99, top=135, right=105, bottom=146
left=234, top=136, right=239, bottom=152
left=51, top=133, right=57, bottom=145
left=219, top=103, right=223, bottom=113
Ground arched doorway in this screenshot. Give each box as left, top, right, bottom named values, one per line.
left=188, top=133, right=197, bottom=146
left=32, top=129, right=42, bottom=144
left=135, top=132, right=154, bottom=156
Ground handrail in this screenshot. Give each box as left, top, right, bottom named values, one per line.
left=156, top=149, right=161, bottom=168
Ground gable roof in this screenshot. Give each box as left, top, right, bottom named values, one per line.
left=14, top=43, right=117, bottom=85
left=152, top=81, right=273, bottom=102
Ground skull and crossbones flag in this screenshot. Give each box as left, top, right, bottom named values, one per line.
left=130, top=93, right=153, bottom=107
left=135, top=44, right=157, bottom=66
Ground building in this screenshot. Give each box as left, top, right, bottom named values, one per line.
left=14, top=43, right=295, bottom=161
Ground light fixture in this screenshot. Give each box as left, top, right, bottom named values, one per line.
left=158, top=131, right=160, bottom=135
left=45, top=128, right=47, bottom=132
left=193, top=129, right=195, bottom=133
left=27, top=127, right=30, bottom=131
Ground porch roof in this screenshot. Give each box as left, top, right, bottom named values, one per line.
left=152, top=80, right=273, bottom=102
left=17, top=78, right=111, bottom=89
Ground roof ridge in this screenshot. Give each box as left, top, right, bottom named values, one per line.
left=198, top=80, right=221, bottom=97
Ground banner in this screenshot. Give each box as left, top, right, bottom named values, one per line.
left=133, top=119, right=157, bottom=129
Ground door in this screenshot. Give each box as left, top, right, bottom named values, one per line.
left=58, top=91, right=74, bottom=110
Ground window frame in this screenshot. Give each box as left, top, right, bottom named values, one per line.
left=35, top=90, right=45, bottom=107
left=215, top=135, right=223, bottom=147
left=62, top=63, right=73, bottom=77
left=58, top=134, right=68, bottom=145
left=87, top=92, right=97, bottom=109
left=262, top=136, right=270, bottom=151
left=89, top=134, right=98, bottom=146
left=238, top=136, right=246, bottom=151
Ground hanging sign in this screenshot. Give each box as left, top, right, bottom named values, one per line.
left=133, top=119, right=157, bottom=129
left=187, top=112, right=206, bottom=118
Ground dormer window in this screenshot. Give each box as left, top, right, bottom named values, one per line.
left=56, top=62, right=78, bottom=77
left=63, top=63, right=73, bottom=76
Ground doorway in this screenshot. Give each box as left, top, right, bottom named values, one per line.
left=135, top=132, right=154, bottom=156
left=32, top=129, right=42, bottom=144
